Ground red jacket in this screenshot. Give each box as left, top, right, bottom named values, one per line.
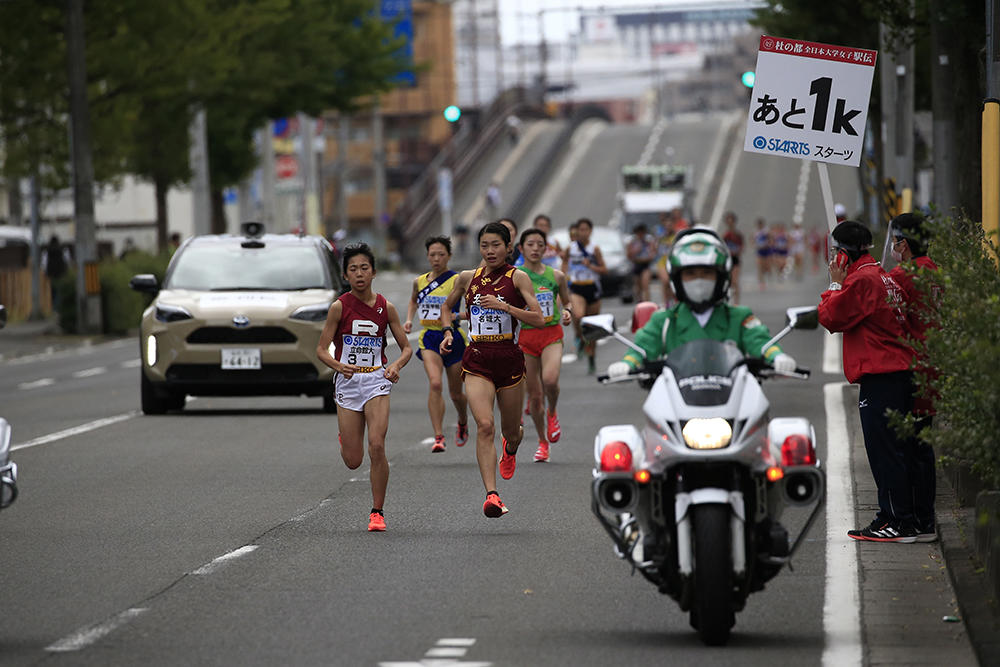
left=889, top=255, right=940, bottom=414
left=818, top=253, right=912, bottom=383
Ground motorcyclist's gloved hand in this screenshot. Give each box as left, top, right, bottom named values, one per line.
left=607, top=361, right=632, bottom=378
left=773, top=353, right=797, bottom=373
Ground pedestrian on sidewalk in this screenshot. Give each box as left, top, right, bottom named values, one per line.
left=818, top=220, right=933, bottom=543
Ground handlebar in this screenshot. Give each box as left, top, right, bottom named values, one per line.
left=597, top=358, right=810, bottom=385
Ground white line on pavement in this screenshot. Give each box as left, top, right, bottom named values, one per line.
left=190, top=545, right=259, bottom=575
left=693, top=111, right=736, bottom=221
left=72, top=366, right=107, bottom=378
left=11, top=412, right=137, bottom=452
left=17, top=378, right=55, bottom=390
left=822, top=381, right=862, bottom=667
left=823, top=330, right=843, bottom=375
left=527, top=118, right=607, bottom=223
left=45, top=607, right=148, bottom=652
left=707, top=113, right=743, bottom=230
left=121, top=358, right=141, bottom=368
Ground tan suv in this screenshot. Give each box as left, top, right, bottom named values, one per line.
left=129, top=223, right=343, bottom=414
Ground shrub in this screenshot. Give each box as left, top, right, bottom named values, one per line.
left=914, top=215, right=1000, bottom=488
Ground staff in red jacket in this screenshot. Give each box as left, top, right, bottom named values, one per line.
left=818, top=221, right=931, bottom=544
left=887, top=212, right=939, bottom=541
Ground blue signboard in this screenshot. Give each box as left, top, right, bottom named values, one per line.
left=380, top=0, right=415, bottom=87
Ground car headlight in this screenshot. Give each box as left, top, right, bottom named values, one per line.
left=682, top=418, right=732, bottom=450
left=154, top=303, right=193, bottom=323
left=290, top=303, right=332, bottom=322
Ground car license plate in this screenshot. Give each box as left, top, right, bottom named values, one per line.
left=221, top=348, right=261, bottom=370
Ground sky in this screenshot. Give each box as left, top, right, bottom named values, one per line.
left=497, top=0, right=759, bottom=45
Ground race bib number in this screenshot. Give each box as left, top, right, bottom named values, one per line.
left=339, top=334, right=383, bottom=369
left=535, top=290, right=555, bottom=320
left=419, top=295, right=446, bottom=326
left=469, top=304, right=514, bottom=341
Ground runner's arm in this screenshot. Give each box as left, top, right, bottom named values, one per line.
left=589, top=246, right=608, bottom=275
left=317, top=301, right=348, bottom=373
left=440, top=270, right=471, bottom=331
left=511, top=270, right=546, bottom=328
left=555, top=269, right=573, bottom=325
left=403, top=278, right=419, bottom=333
left=383, top=301, right=412, bottom=382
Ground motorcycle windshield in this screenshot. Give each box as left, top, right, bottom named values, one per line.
left=664, top=339, right=745, bottom=406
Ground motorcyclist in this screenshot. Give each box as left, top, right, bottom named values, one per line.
left=607, top=228, right=797, bottom=377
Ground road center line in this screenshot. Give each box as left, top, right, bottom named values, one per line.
left=72, top=366, right=107, bottom=378
left=11, top=412, right=138, bottom=452
left=822, top=381, right=862, bottom=666
left=45, top=607, right=148, bottom=652
left=17, top=378, right=55, bottom=390
left=190, top=545, right=259, bottom=575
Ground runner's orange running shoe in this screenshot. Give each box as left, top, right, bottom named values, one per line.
left=534, top=441, right=549, bottom=462
left=546, top=412, right=561, bottom=443
left=499, top=438, right=518, bottom=480
left=483, top=492, right=508, bottom=518
left=368, top=511, right=386, bottom=532
left=456, top=422, right=469, bottom=447
left=431, top=435, right=446, bottom=453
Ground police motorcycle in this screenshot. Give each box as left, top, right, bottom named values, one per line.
left=0, top=304, right=18, bottom=510
left=580, top=304, right=825, bottom=646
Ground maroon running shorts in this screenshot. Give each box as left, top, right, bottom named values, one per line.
left=462, top=342, right=525, bottom=389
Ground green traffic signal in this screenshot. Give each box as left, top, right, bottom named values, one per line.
left=443, top=105, right=461, bottom=122
left=741, top=71, right=755, bottom=88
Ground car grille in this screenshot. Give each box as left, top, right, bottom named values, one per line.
left=166, top=363, right=319, bottom=383
left=186, top=326, right=297, bottom=344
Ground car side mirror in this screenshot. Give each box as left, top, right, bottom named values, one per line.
left=0, top=304, right=6, bottom=330
left=581, top=313, right=616, bottom=342
left=786, top=306, right=819, bottom=330
left=129, top=274, right=159, bottom=294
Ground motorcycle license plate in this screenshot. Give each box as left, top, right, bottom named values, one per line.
left=221, top=348, right=261, bottom=370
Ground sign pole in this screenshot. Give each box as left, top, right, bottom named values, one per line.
left=816, top=162, right=837, bottom=232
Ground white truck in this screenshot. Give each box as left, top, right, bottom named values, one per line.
left=616, top=164, right=695, bottom=234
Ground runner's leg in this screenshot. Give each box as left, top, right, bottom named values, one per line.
left=570, top=292, right=587, bottom=351
left=421, top=350, right=446, bottom=438
left=337, top=408, right=367, bottom=470
left=524, top=353, right=546, bottom=442
left=540, top=340, right=563, bottom=414
left=465, top=373, right=499, bottom=492
left=444, top=360, right=468, bottom=428
left=584, top=298, right=602, bottom=361
left=497, top=379, right=525, bottom=452
left=363, top=394, right=391, bottom=510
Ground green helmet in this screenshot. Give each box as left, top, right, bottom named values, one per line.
left=668, top=228, right=732, bottom=310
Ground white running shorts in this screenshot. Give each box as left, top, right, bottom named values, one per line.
left=335, top=369, right=392, bottom=412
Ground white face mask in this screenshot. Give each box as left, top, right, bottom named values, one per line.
left=890, top=247, right=903, bottom=262
left=683, top=277, right=716, bottom=303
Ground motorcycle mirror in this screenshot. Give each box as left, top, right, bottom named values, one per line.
left=786, top=306, right=819, bottom=331
left=0, top=303, right=6, bottom=330
left=580, top=313, right=616, bottom=342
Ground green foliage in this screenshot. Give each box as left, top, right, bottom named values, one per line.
left=913, top=216, right=1000, bottom=488
left=53, top=251, right=170, bottom=335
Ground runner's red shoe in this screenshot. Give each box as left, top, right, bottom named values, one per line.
left=368, top=512, right=386, bottom=532
left=499, top=438, right=518, bottom=480
left=431, top=435, right=446, bottom=453
left=534, top=441, right=549, bottom=462
left=546, top=412, right=561, bottom=443
left=456, top=422, right=469, bottom=447
left=483, top=492, right=508, bottom=518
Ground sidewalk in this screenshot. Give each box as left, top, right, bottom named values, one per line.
left=0, top=315, right=124, bottom=362
left=844, top=382, right=998, bottom=666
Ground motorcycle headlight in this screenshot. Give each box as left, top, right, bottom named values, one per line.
left=290, top=303, right=332, bottom=322
left=682, top=418, right=732, bottom=450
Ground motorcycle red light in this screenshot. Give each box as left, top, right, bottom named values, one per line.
left=600, top=441, right=633, bottom=472
left=781, top=434, right=816, bottom=466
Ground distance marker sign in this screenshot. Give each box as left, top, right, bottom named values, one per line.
left=744, top=36, right=877, bottom=168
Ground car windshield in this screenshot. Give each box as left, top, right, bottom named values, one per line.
left=166, top=245, right=330, bottom=290
left=665, top=339, right=745, bottom=406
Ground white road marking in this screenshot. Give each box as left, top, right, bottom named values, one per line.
left=45, top=607, right=148, bottom=652
left=637, top=116, right=667, bottom=166
left=72, top=366, right=107, bottom=378
left=437, top=638, right=477, bottom=647
left=527, top=118, right=607, bottom=222
left=823, top=330, right=843, bottom=375
left=11, top=412, right=137, bottom=452
left=822, top=382, right=862, bottom=667
left=380, top=638, right=489, bottom=667
left=121, top=358, right=141, bottom=368
left=707, top=112, right=744, bottom=230
left=17, top=378, right=55, bottom=390
left=693, top=112, right=734, bottom=220
left=190, top=545, right=259, bottom=575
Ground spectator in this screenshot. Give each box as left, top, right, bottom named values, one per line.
left=753, top=217, right=772, bottom=290
left=168, top=232, right=182, bottom=255
left=789, top=222, right=806, bottom=281
left=807, top=226, right=823, bottom=273
left=485, top=182, right=502, bottom=218
left=119, top=237, right=137, bottom=260
left=42, top=234, right=70, bottom=306
left=818, top=220, right=932, bottom=543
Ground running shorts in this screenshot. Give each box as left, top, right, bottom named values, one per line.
left=335, top=369, right=392, bottom=412
left=518, top=324, right=563, bottom=358
left=462, top=342, right=525, bottom=389
left=569, top=282, right=602, bottom=304
left=632, top=261, right=651, bottom=276
left=417, top=327, right=468, bottom=367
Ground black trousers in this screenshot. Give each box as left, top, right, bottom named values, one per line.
left=857, top=371, right=936, bottom=529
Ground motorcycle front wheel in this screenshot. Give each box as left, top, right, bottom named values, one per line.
left=691, top=503, right=735, bottom=646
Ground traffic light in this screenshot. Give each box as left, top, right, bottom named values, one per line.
left=443, top=105, right=461, bottom=123
left=741, top=71, right=755, bottom=88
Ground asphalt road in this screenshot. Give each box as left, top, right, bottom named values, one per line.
left=1, top=112, right=860, bottom=666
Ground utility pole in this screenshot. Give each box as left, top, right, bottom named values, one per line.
left=984, top=0, right=1000, bottom=240
left=878, top=21, right=914, bottom=218
left=29, top=177, right=42, bottom=320
left=373, top=103, right=387, bottom=253
left=65, top=0, right=102, bottom=334
left=259, top=122, right=277, bottom=227
left=188, top=107, right=212, bottom=235
left=337, top=114, right=350, bottom=233
left=929, top=0, right=958, bottom=214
